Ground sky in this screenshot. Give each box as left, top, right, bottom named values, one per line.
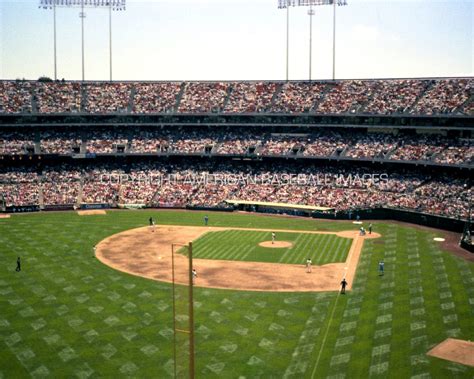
left=0, top=0, right=472, bottom=81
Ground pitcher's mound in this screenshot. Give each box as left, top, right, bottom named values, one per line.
left=427, top=338, right=474, bottom=367
left=259, top=241, right=293, bottom=248
left=77, top=210, right=107, bottom=216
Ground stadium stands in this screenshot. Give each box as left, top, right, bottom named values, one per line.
left=0, top=160, right=471, bottom=219
left=1, top=127, right=471, bottom=166
left=0, top=78, right=471, bottom=221
left=1, top=78, right=472, bottom=115
left=1, top=161, right=472, bottom=218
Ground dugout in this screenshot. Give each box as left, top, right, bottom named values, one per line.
left=225, top=200, right=334, bottom=217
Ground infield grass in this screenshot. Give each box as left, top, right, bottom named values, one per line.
left=191, top=230, right=352, bottom=264
left=0, top=210, right=473, bottom=378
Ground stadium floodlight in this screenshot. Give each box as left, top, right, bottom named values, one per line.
left=308, top=6, right=315, bottom=81
left=39, top=0, right=126, bottom=81
left=278, top=0, right=348, bottom=81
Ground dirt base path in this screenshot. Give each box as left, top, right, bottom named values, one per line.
left=96, top=225, right=380, bottom=292
left=427, top=338, right=474, bottom=367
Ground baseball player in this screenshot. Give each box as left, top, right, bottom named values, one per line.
left=192, top=269, right=197, bottom=284
left=204, top=215, right=209, bottom=226
left=271, top=232, right=276, bottom=244
left=306, top=258, right=312, bottom=273
left=15, top=257, right=21, bottom=272
left=378, top=260, right=384, bottom=276
left=149, top=217, right=154, bottom=232
left=340, top=278, right=348, bottom=294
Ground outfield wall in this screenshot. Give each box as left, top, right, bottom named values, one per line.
left=0, top=204, right=469, bottom=234
left=312, top=207, right=467, bottom=233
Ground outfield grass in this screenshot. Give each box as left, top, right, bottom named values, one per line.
left=0, top=210, right=473, bottom=378
left=191, top=230, right=352, bottom=264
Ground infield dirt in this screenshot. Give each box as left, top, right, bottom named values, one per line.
left=77, top=210, right=107, bottom=216
left=427, top=338, right=474, bottom=367
left=96, top=225, right=380, bottom=292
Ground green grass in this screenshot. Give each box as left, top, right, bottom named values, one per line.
left=0, top=210, right=473, bottom=378
left=191, top=230, right=352, bottom=264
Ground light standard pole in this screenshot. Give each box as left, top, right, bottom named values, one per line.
left=53, top=2, right=57, bottom=80
left=109, top=2, right=113, bottom=81
left=332, top=0, right=336, bottom=80
left=286, top=4, right=290, bottom=81
left=39, top=1, right=126, bottom=82
left=308, top=5, right=315, bottom=81
left=278, top=1, right=347, bottom=81
left=80, top=0, right=86, bottom=81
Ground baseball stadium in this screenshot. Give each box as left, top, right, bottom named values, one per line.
left=1, top=0, right=473, bottom=378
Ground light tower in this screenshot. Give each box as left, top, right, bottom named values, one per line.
left=39, top=0, right=126, bottom=81
left=308, top=5, right=315, bottom=81
left=278, top=0, right=348, bottom=81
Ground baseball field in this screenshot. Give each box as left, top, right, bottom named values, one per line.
left=0, top=210, right=473, bottom=378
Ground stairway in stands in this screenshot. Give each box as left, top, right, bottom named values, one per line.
left=81, top=83, right=88, bottom=112
left=221, top=85, right=233, bottom=111
left=38, top=174, right=45, bottom=209
left=313, top=82, right=335, bottom=112
left=407, top=79, right=435, bottom=113
left=31, top=89, right=38, bottom=114
left=77, top=175, right=84, bottom=205
left=268, top=83, right=284, bottom=112
left=128, top=85, right=136, bottom=113
left=174, top=82, right=186, bottom=112
left=455, top=94, right=473, bottom=115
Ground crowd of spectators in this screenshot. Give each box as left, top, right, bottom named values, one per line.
left=85, top=83, right=132, bottom=113
left=259, top=135, right=302, bottom=155
left=86, top=129, right=128, bottom=154
left=81, top=165, right=121, bottom=204
left=216, top=135, right=262, bottom=154
left=1, top=162, right=470, bottom=219
left=42, top=165, right=81, bottom=205
left=178, top=82, right=229, bottom=113
left=41, top=131, right=81, bottom=154
left=271, top=82, right=326, bottom=113
left=223, top=82, right=277, bottom=113
left=316, top=80, right=376, bottom=114
left=1, top=128, right=472, bottom=165
left=35, top=82, right=82, bottom=113
left=133, top=83, right=181, bottom=113
left=410, top=79, right=472, bottom=115
left=0, top=131, right=35, bottom=154
left=344, top=134, right=396, bottom=159
left=302, top=132, right=349, bottom=157
left=434, top=141, right=474, bottom=165
left=2, top=78, right=472, bottom=115
left=129, top=128, right=215, bottom=154
left=0, top=81, right=33, bottom=113
left=0, top=167, right=39, bottom=206
left=389, top=136, right=446, bottom=162
left=363, top=79, right=426, bottom=115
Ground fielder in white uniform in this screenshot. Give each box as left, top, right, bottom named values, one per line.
left=306, top=258, right=312, bottom=273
